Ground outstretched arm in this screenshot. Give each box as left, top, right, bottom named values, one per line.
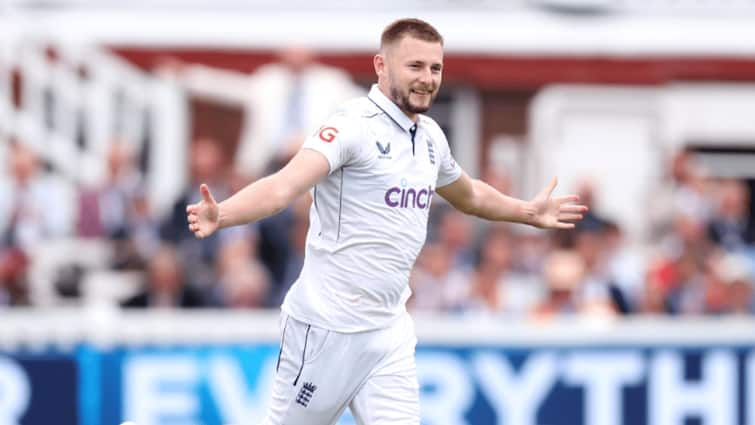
left=436, top=172, right=587, bottom=229
left=186, top=148, right=329, bottom=238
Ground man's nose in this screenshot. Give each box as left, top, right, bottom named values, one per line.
left=419, top=68, right=433, bottom=85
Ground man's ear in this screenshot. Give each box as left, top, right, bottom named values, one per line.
left=374, top=53, right=385, bottom=78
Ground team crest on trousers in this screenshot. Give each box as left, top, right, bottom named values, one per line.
left=296, top=382, right=317, bottom=407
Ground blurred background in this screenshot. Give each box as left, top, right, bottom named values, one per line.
left=3, top=0, right=755, bottom=424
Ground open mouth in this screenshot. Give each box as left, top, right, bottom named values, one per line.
left=411, top=89, right=431, bottom=96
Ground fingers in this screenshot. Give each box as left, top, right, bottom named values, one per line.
left=554, top=195, right=580, bottom=204
left=560, top=213, right=583, bottom=222
left=187, top=222, right=205, bottom=239
left=200, top=184, right=216, bottom=204
left=560, top=204, right=589, bottom=214
left=555, top=222, right=576, bottom=230
left=535, top=177, right=558, bottom=200
left=549, top=176, right=558, bottom=191
left=186, top=206, right=199, bottom=226
left=186, top=202, right=204, bottom=238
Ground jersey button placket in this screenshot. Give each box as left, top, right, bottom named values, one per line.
left=409, top=124, right=417, bottom=156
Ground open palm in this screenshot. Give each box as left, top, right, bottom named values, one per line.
left=530, top=178, right=588, bottom=229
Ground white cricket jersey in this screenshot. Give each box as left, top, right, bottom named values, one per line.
left=281, top=84, right=462, bottom=332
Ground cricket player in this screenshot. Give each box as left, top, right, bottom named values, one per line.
left=187, top=18, right=587, bottom=425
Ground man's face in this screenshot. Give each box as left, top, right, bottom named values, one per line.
left=378, top=36, right=443, bottom=117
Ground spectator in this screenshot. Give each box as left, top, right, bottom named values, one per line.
left=210, top=231, right=266, bottom=306
left=161, top=138, right=239, bottom=290
left=511, top=226, right=550, bottom=275
left=121, top=244, right=205, bottom=308
left=216, top=260, right=271, bottom=309
left=267, top=193, right=312, bottom=306
left=76, top=140, right=160, bottom=270
left=0, top=249, right=29, bottom=306
left=0, top=141, right=75, bottom=253
left=603, top=220, right=645, bottom=312
left=120, top=189, right=162, bottom=269
left=77, top=139, right=142, bottom=239
left=573, top=224, right=626, bottom=314
left=708, top=179, right=754, bottom=252
left=408, top=241, right=470, bottom=312
left=464, top=226, right=542, bottom=316
left=0, top=141, right=74, bottom=306
left=708, top=252, right=754, bottom=314
left=531, top=250, right=586, bottom=320
left=434, top=207, right=476, bottom=268
left=663, top=211, right=714, bottom=265
left=666, top=250, right=707, bottom=315
left=574, top=178, right=610, bottom=231
left=638, top=257, right=676, bottom=314
left=668, top=149, right=713, bottom=222
left=649, top=148, right=712, bottom=242
left=531, top=249, right=615, bottom=320
left=162, top=138, right=230, bottom=243
left=256, top=194, right=305, bottom=300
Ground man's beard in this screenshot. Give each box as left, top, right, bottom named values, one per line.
left=390, top=85, right=436, bottom=114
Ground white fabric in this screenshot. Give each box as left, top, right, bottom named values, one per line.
left=0, top=173, right=76, bottom=252
left=281, top=85, right=462, bottom=333
left=262, top=311, right=419, bottom=425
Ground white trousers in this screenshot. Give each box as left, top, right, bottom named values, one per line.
left=261, top=312, right=419, bottom=425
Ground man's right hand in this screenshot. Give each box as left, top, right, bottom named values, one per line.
left=186, top=184, right=220, bottom=239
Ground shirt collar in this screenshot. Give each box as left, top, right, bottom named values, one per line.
left=368, top=84, right=416, bottom=133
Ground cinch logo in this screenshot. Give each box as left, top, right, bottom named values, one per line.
left=384, top=185, right=434, bottom=209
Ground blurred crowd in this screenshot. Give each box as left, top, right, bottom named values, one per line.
left=412, top=157, right=755, bottom=320
left=2, top=49, right=755, bottom=319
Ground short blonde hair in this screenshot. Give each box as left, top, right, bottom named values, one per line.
left=380, top=18, right=443, bottom=49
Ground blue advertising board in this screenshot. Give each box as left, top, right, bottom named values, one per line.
left=2, top=343, right=753, bottom=424
left=90, top=346, right=279, bottom=425
left=0, top=352, right=78, bottom=425
left=415, top=346, right=754, bottom=425
left=74, top=344, right=755, bottom=425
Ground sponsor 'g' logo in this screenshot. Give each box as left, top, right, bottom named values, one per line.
left=318, top=126, right=339, bottom=143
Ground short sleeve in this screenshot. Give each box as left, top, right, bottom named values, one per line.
left=435, top=132, right=462, bottom=188
left=301, top=114, right=360, bottom=174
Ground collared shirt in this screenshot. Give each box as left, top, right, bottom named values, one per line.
left=282, top=84, right=462, bottom=332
